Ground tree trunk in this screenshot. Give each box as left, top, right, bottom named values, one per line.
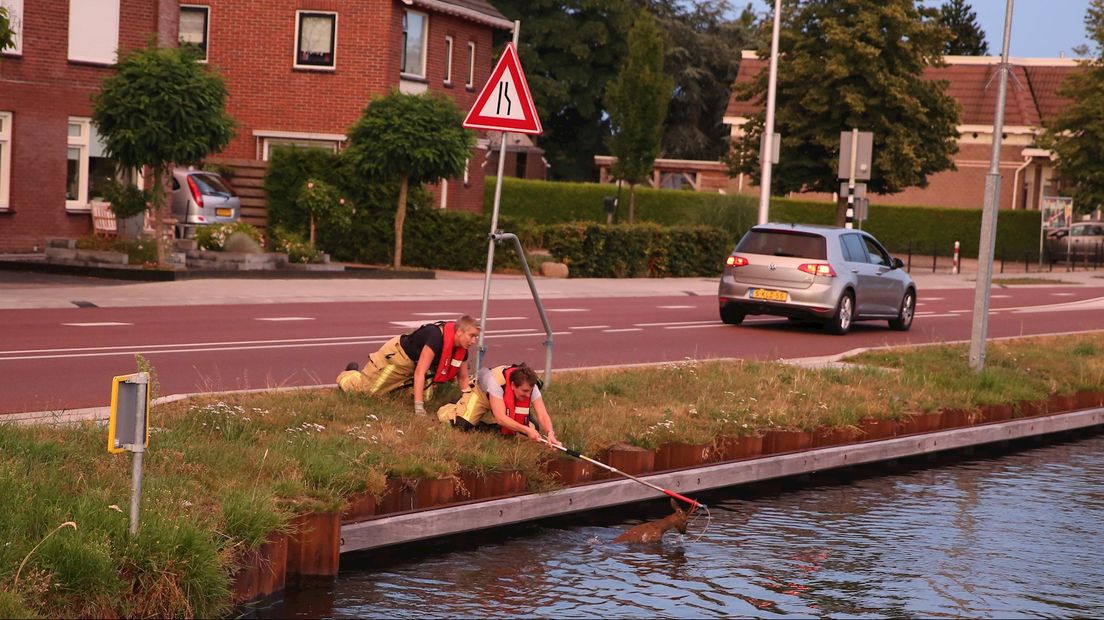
left=393, top=175, right=409, bottom=269
left=628, top=183, right=637, bottom=225
left=153, top=166, right=167, bottom=267
left=310, top=214, right=316, bottom=248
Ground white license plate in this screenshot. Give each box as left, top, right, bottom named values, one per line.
left=750, top=288, right=788, bottom=302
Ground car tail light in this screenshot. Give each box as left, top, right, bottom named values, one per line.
left=186, top=176, right=205, bottom=208
left=726, top=255, right=749, bottom=267
left=798, top=263, right=836, bottom=277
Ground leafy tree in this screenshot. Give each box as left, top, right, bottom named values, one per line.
left=296, top=178, right=352, bottom=247
left=343, top=91, right=473, bottom=268
left=493, top=0, right=636, bottom=181
left=1040, top=0, right=1104, bottom=214
left=605, top=10, right=672, bottom=224
left=649, top=1, right=758, bottom=160
left=939, top=0, right=989, bottom=56
left=729, top=0, right=960, bottom=225
left=92, top=45, right=235, bottom=265
left=0, top=6, right=14, bottom=53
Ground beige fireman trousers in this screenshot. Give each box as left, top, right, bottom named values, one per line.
left=437, top=384, right=496, bottom=429
left=336, top=336, right=418, bottom=395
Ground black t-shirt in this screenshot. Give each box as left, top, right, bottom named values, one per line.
left=400, top=323, right=469, bottom=371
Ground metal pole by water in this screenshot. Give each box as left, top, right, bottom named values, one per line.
left=476, top=21, right=521, bottom=371
left=757, top=0, right=782, bottom=225
left=968, top=0, right=1014, bottom=372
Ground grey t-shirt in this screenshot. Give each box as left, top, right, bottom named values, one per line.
left=478, top=368, right=542, bottom=401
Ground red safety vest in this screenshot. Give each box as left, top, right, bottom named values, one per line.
left=498, top=365, right=533, bottom=435
left=433, top=321, right=467, bottom=384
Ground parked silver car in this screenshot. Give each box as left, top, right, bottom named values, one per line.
left=170, top=169, right=240, bottom=237
left=718, top=223, right=916, bottom=335
left=1045, top=220, right=1104, bottom=261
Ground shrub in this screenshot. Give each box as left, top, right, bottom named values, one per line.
left=263, top=146, right=346, bottom=236
left=269, top=227, right=325, bottom=264
left=543, top=223, right=728, bottom=277
left=100, top=179, right=151, bottom=219
left=195, top=222, right=263, bottom=251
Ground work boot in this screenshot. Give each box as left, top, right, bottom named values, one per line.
left=345, top=362, right=359, bottom=372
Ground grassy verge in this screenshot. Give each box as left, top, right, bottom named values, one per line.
left=1, top=333, right=1102, bottom=616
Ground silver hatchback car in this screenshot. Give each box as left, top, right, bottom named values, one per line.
left=718, top=223, right=916, bottom=334
left=170, top=169, right=241, bottom=237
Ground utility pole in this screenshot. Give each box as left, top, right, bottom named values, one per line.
left=757, top=0, right=782, bottom=225
left=968, top=0, right=1014, bottom=372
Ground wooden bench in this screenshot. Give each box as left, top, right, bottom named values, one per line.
left=90, top=201, right=117, bottom=237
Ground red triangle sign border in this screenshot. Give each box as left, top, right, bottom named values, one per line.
left=463, top=42, right=543, bottom=135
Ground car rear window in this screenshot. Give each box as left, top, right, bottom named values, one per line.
left=191, top=173, right=234, bottom=197
left=735, top=230, right=827, bottom=259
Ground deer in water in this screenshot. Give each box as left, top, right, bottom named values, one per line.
left=614, top=499, right=696, bottom=544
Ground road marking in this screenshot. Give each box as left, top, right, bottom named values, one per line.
left=1052, top=292, right=1077, bottom=296
left=411, top=312, right=463, bottom=317
left=657, top=305, right=696, bottom=309
left=991, top=295, right=1012, bottom=299
left=568, top=325, right=609, bottom=330
left=664, top=324, right=727, bottom=330
left=390, top=316, right=528, bottom=329
left=255, top=317, right=315, bottom=322
left=62, top=322, right=133, bottom=327
left=924, top=297, right=944, bottom=301
left=635, top=320, right=716, bottom=327
left=602, top=328, right=643, bottom=333
left=546, top=308, right=588, bottom=313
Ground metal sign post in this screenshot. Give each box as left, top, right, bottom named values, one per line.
left=108, top=372, right=150, bottom=535
left=838, top=129, right=872, bottom=230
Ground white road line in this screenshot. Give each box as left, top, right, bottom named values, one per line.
left=657, top=305, right=696, bottom=309
left=1052, top=292, right=1077, bottom=296
left=1, top=334, right=394, bottom=356
left=411, top=312, right=462, bottom=317
left=392, top=316, right=528, bottom=329
left=918, top=313, right=958, bottom=318
left=62, top=322, right=133, bottom=327
left=546, top=308, right=588, bottom=313
left=255, top=317, right=314, bottom=322
left=568, top=325, right=610, bottom=330
left=634, top=320, right=716, bottom=327
left=924, top=297, right=944, bottom=301
left=664, top=324, right=727, bottom=330
left=991, top=294, right=1012, bottom=298
left=602, top=328, right=643, bottom=333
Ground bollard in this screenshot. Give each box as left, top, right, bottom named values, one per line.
left=952, top=241, right=960, bottom=275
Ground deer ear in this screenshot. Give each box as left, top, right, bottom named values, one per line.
left=670, top=498, right=680, bottom=512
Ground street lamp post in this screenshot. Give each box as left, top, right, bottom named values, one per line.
left=757, top=0, right=782, bottom=225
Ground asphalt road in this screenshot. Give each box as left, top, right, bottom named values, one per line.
left=2, top=283, right=1102, bottom=414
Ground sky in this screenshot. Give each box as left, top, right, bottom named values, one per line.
left=930, top=0, right=1094, bottom=58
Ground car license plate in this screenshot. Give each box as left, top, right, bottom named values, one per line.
left=750, top=288, right=788, bottom=302
left=216, top=208, right=232, bottom=217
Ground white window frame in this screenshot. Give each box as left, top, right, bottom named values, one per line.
left=443, top=36, right=453, bottom=85
left=401, top=9, right=427, bottom=78
left=0, top=0, right=23, bottom=56
left=0, top=111, right=11, bottom=210
left=179, top=4, right=210, bottom=63
left=254, top=130, right=346, bottom=161
left=68, top=0, right=120, bottom=65
left=466, top=41, right=476, bottom=88
left=294, top=10, right=337, bottom=71
left=66, top=118, right=91, bottom=212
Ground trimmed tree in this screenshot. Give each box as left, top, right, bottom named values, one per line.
left=939, top=0, right=989, bottom=56
left=604, top=10, right=672, bottom=224
left=296, top=178, right=352, bottom=248
left=343, top=91, right=473, bottom=269
left=92, top=45, right=235, bottom=265
left=728, top=0, right=960, bottom=226
left=1040, top=0, right=1104, bottom=214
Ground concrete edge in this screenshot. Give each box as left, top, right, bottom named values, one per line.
left=340, top=407, right=1104, bottom=553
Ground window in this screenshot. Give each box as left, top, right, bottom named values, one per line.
left=262, top=138, right=339, bottom=161
left=861, top=235, right=890, bottom=267
left=295, top=11, right=336, bottom=69
left=466, top=41, right=476, bottom=88
left=68, top=0, right=120, bottom=65
left=401, top=10, right=426, bottom=77
left=66, top=118, right=116, bottom=211
left=736, top=230, right=827, bottom=260
left=515, top=152, right=528, bottom=179
left=179, top=5, right=209, bottom=62
left=443, top=36, right=453, bottom=85
left=0, top=112, right=11, bottom=210
left=0, top=0, right=22, bottom=56
left=254, top=130, right=346, bottom=161
left=841, top=234, right=868, bottom=263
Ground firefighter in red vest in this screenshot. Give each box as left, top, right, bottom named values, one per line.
left=437, top=362, right=559, bottom=446
left=337, top=314, right=480, bottom=415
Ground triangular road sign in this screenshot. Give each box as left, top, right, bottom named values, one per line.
left=463, top=43, right=543, bottom=135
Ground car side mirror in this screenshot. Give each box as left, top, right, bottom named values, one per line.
left=892, top=257, right=904, bottom=270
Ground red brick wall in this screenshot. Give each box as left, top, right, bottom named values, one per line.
left=0, top=0, right=167, bottom=252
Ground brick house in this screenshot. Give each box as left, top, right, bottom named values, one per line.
left=597, top=52, right=1083, bottom=213
left=0, top=0, right=179, bottom=253
left=0, top=0, right=513, bottom=252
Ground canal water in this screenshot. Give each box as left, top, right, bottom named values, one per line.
left=269, top=432, right=1104, bottom=618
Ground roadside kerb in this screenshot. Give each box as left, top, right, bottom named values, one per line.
left=341, top=406, right=1104, bottom=553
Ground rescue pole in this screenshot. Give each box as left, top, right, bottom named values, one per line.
left=538, top=438, right=704, bottom=511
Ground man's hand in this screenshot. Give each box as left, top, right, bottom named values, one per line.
left=524, top=426, right=541, bottom=441
left=414, top=401, right=426, bottom=416
left=545, top=431, right=560, bottom=447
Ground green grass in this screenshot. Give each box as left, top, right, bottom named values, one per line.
left=2, top=332, right=1103, bottom=616
left=992, top=277, right=1077, bottom=286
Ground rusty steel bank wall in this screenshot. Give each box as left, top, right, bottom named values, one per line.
left=232, top=398, right=1104, bottom=604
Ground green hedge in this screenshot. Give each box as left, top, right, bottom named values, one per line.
left=495, top=178, right=1044, bottom=259
left=541, top=223, right=728, bottom=278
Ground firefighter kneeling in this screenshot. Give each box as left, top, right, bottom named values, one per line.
left=337, top=315, right=480, bottom=416
left=437, top=363, right=559, bottom=446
